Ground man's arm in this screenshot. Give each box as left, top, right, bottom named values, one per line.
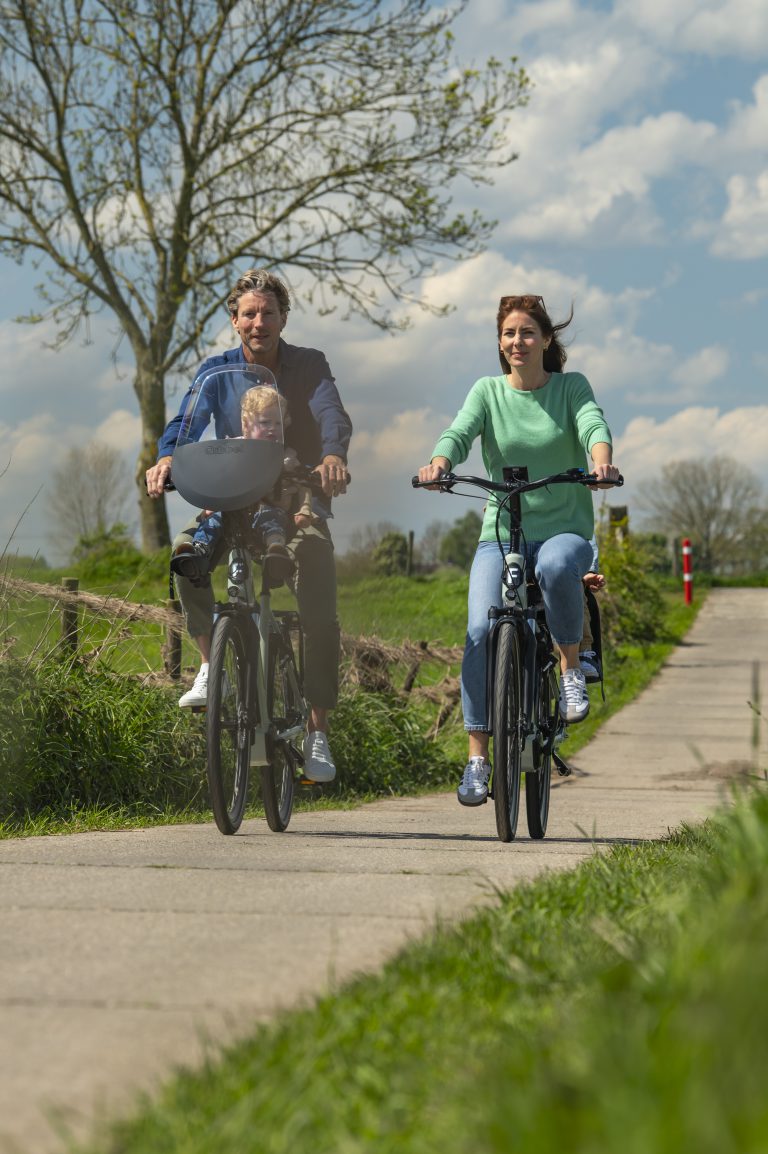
left=302, top=353, right=352, bottom=499
left=309, top=377, right=353, bottom=462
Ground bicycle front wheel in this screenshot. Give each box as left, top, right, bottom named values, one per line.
left=261, top=630, right=303, bottom=832
left=525, top=663, right=558, bottom=839
left=207, top=614, right=251, bottom=835
left=492, top=621, right=523, bottom=842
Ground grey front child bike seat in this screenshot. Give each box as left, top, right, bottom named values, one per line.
left=171, top=361, right=285, bottom=511
left=172, top=438, right=284, bottom=511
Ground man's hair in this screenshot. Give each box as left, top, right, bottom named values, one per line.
left=241, top=385, right=289, bottom=424
left=227, top=268, right=291, bottom=318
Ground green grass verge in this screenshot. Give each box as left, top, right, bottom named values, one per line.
left=561, top=591, right=698, bottom=756
left=78, top=783, right=768, bottom=1154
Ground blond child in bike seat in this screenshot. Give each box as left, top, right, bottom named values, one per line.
left=171, top=386, right=315, bottom=589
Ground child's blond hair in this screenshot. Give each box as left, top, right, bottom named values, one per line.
left=240, top=385, right=289, bottom=425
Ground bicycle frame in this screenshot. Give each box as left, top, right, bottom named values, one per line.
left=214, top=518, right=307, bottom=768
left=484, top=466, right=559, bottom=773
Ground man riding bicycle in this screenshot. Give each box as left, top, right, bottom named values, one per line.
left=146, top=268, right=352, bottom=784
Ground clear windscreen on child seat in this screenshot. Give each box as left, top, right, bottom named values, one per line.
left=171, top=363, right=285, bottom=511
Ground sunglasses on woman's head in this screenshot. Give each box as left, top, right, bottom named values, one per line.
left=499, top=294, right=545, bottom=311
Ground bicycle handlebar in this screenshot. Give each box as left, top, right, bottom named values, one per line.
left=411, top=467, right=623, bottom=495
left=145, top=462, right=349, bottom=496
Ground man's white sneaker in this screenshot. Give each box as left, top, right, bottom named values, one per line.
left=179, top=664, right=209, bottom=708
left=457, top=757, right=491, bottom=807
left=303, top=730, right=336, bottom=783
left=559, top=667, right=590, bottom=723
left=579, top=649, right=601, bottom=684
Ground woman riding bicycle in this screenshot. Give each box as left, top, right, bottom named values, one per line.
left=417, top=294, right=621, bottom=807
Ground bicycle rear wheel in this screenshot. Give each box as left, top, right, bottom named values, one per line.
left=492, top=621, right=523, bottom=842
left=261, top=628, right=303, bottom=832
left=525, top=663, right=558, bottom=838
left=207, top=614, right=251, bottom=835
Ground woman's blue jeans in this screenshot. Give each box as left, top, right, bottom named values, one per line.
left=462, top=534, right=593, bottom=732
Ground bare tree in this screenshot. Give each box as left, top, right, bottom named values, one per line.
left=637, top=455, right=768, bottom=574
left=46, top=440, right=132, bottom=558
left=417, top=519, right=449, bottom=567
left=0, top=0, right=529, bottom=551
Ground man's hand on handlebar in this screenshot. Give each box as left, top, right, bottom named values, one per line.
left=417, top=457, right=452, bottom=490
left=145, top=455, right=173, bottom=498
left=313, top=454, right=349, bottom=499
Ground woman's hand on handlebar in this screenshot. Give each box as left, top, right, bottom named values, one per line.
left=145, top=455, right=173, bottom=498
left=588, top=462, right=622, bottom=489
left=417, top=457, right=451, bottom=490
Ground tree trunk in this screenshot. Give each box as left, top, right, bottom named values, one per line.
left=134, top=363, right=172, bottom=553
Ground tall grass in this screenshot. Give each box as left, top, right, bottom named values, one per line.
left=0, top=653, right=208, bottom=824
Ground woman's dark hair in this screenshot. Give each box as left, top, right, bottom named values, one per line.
left=496, top=294, right=574, bottom=373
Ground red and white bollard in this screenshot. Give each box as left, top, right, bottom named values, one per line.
left=682, top=538, right=693, bottom=604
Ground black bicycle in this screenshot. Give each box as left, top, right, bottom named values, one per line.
left=412, top=465, right=623, bottom=842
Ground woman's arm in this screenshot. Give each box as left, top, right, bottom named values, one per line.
left=590, top=441, right=621, bottom=486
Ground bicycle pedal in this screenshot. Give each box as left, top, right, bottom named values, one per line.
left=553, top=752, right=572, bottom=777
left=190, top=705, right=207, bottom=714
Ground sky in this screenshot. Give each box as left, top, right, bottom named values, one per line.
left=1, top=0, right=767, bottom=564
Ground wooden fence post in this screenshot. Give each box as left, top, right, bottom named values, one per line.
left=61, top=578, right=79, bottom=654
left=164, top=598, right=183, bottom=680
left=59, top=581, right=78, bottom=655
left=406, top=529, right=414, bottom=577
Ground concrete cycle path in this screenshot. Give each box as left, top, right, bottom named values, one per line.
left=1, top=587, right=766, bottom=1153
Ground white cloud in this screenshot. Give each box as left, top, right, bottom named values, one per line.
left=682, top=1, right=768, bottom=56
left=721, top=74, right=768, bottom=159
left=710, top=171, right=768, bottom=259
left=93, top=409, right=142, bottom=454
left=670, top=345, right=729, bottom=388
left=352, top=408, right=452, bottom=465
left=502, top=110, right=717, bottom=244
left=618, top=0, right=768, bottom=56
left=576, top=332, right=673, bottom=397
left=615, top=406, right=768, bottom=507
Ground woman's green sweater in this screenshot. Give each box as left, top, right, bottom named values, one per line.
left=431, top=371, right=613, bottom=543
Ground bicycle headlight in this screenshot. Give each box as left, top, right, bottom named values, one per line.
left=228, top=558, right=248, bottom=585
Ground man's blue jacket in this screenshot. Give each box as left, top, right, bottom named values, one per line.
left=157, top=342, right=352, bottom=519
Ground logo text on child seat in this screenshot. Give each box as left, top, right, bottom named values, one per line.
left=205, top=442, right=243, bottom=455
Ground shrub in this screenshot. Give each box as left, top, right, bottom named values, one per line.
left=372, top=532, right=409, bottom=576
left=328, top=689, right=450, bottom=797
left=597, top=523, right=665, bottom=649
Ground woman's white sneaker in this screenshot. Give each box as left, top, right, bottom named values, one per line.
left=559, top=668, right=590, bottom=723
left=457, top=757, right=491, bottom=806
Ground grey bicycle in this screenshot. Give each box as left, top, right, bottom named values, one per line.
left=169, top=361, right=320, bottom=834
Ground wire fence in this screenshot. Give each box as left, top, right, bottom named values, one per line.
left=2, top=576, right=463, bottom=736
